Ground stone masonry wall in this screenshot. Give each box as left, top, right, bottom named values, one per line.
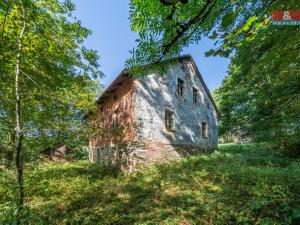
left=134, top=59, right=218, bottom=157
left=144, top=140, right=208, bottom=163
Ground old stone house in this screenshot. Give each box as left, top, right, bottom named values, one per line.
left=88, top=55, right=219, bottom=169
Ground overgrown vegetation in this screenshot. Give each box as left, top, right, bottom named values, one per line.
left=1, top=144, right=300, bottom=225
left=213, top=25, right=300, bottom=155
left=0, top=0, right=102, bottom=220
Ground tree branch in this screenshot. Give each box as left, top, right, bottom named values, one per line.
left=160, top=0, right=175, bottom=6
left=161, top=0, right=215, bottom=57
left=159, top=0, right=277, bottom=60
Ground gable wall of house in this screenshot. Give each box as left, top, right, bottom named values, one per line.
left=134, top=59, right=218, bottom=162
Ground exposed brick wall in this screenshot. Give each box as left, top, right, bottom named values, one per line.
left=89, top=79, right=136, bottom=154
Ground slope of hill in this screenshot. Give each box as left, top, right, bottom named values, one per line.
left=1, top=144, right=300, bottom=225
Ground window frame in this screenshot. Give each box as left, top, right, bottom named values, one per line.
left=177, top=78, right=184, bottom=97
left=201, top=122, right=208, bottom=138
left=193, top=88, right=198, bottom=104
left=165, top=109, right=175, bottom=131
left=112, top=112, right=120, bottom=129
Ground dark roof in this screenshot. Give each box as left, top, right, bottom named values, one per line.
left=96, top=54, right=220, bottom=118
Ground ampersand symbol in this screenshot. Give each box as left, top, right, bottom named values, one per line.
left=283, top=11, right=292, bottom=20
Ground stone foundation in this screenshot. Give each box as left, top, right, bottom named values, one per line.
left=144, top=141, right=213, bottom=162
left=89, top=140, right=216, bottom=171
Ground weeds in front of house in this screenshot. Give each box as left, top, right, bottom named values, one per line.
left=1, top=143, right=300, bottom=224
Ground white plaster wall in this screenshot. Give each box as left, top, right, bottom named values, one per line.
left=135, top=60, right=218, bottom=149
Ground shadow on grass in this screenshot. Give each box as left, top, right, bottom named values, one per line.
left=21, top=144, right=300, bottom=225
left=30, top=161, right=120, bottom=180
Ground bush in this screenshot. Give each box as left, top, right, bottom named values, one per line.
left=282, top=139, right=300, bottom=157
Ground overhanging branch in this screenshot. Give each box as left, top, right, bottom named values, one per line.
left=161, top=0, right=215, bottom=57
left=160, top=0, right=188, bottom=6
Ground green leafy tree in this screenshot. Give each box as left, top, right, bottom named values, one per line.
left=215, top=25, right=300, bottom=152
left=127, top=0, right=299, bottom=69
left=0, top=0, right=102, bottom=223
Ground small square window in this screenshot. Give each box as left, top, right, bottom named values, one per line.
left=165, top=109, right=175, bottom=131
left=177, top=78, right=184, bottom=96
left=193, top=88, right=198, bottom=104
left=201, top=122, right=208, bottom=138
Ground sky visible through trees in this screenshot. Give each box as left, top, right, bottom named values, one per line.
left=72, top=0, right=230, bottom=90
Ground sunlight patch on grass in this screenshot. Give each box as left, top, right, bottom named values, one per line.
left=1, top=143, right=300, bottom=224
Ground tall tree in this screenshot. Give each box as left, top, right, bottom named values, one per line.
left=0, top=0, right=102, bottom=222
left=214, top=25, right=300, bottom=152
left=14, top=2, right=27, bottom=220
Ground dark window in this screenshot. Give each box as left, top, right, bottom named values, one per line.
left=177, top=78, right=184, bottom=96
left=193, top=88, right=198, bottom=103
left=165, top=109, right=174, bottom=131
left=113, top=113, right=120, bottom=129
left=201, top=122, right=208, bottom=138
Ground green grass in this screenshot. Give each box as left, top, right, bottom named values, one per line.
left=1, top=143, right=300, bottom=225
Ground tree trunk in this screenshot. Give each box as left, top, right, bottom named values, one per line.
left=15, top=5, right=26, bottom=225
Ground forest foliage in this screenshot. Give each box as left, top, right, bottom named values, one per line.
left=214, top=25, right=300, bottom=155
left=127, top=0, right=299, bottom=67
left=0, top=0, right=102, bottom=222
left=0, top=0, right=102, bottom=164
